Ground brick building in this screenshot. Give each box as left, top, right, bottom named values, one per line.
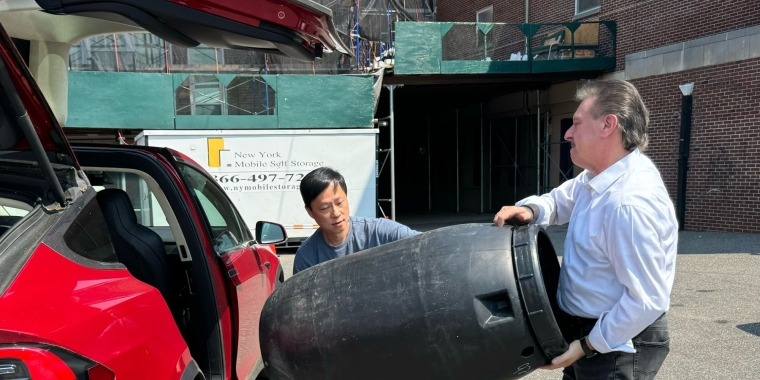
left=387, top=0, right=759, bottom=232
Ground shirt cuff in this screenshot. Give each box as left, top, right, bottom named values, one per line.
left=588, top=313, right=636, bottom=354
left=516, top=196, right=547, bottom=225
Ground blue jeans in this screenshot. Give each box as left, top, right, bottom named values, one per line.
left=562, top=313, right=670, bottom=380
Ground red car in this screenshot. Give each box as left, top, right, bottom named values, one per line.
left=34, top=0, right=351, bottom=60
left=0, top=16, right=300, bottom=380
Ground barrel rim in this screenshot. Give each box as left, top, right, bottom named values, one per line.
left=512, top=224, right=569, bottom=361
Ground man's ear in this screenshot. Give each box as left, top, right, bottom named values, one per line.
left=600, top=114, right=619, bottom=138
left=305, top=206, right=314, bottom=219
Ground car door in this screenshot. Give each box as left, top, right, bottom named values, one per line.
left=175, top=160, right=272, bottom=380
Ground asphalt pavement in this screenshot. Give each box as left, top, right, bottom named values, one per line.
left=276, top=225, right=759, bottom=380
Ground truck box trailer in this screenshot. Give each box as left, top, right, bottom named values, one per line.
left=136, top=129, right=379, bottom=245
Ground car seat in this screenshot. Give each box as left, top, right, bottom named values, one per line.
left=96, top=188, right=171, bottom=301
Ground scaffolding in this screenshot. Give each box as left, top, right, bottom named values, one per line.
left=68, top=1, right=435, bottom=75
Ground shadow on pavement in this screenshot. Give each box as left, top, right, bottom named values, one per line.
left=737, top=323, right=760, bottom=337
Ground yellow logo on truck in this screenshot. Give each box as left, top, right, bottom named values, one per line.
left=208, top=138, right=224, bottom=167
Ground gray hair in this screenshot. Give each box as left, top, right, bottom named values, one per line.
left=575, top=80, right=649, bottom=152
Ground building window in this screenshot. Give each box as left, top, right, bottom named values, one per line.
left=476, top=5, right=493, bottom=23
left=175, top=75, right=226, bottom=115
left=188, top=45, right=223, bottom=66
left=175, top=75, right=276, bottom=116
left=575, top=0, right=600, bottom=16
left=191, top=77, right=226, bottom=115
left=476, top=6, right=493, bottom=46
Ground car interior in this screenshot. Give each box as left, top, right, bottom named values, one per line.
left=72, top=147, right=228, bottom=376
left=83, top=167, right=207, bottom=361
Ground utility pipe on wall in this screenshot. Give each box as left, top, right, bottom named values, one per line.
left=428, top=115, right=432, bottom=212
left=480, top=103, right=484, bottom=213
left=676, top=83, right=694, bottom=230
left=525, top=0, right=529, bottom=52
left=525, top=0, right=529, bottom=22
left=456, top=108, right=460, bottom=213
left=536, top=90, right=540, bottom=195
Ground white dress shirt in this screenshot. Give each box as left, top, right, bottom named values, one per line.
left=517, top=149, right=678, bottom=354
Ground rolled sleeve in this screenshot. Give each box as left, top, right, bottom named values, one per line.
left=516, top=174, right=580, bottom=227
left=588, top=205, right=672, bottom=354
left=376, top=219, right=419, bottom=244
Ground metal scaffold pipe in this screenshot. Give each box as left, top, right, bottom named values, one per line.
left=536, top=90, right=540, bottom=195
left=388, top=84, right=397, bottom=220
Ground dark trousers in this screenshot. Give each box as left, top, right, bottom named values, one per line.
left=562, top=313, right=670, bottom=380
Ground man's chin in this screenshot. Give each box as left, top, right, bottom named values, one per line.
left=328, top=222, right=346, bottom=233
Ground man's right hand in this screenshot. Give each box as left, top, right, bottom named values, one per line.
left=493, top=206, right=533, bottom=227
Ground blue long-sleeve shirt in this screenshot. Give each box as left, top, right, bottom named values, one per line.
left=293, top=216, right=419, bottom=275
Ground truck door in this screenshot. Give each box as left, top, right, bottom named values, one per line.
left=176, top=162, right=271, bottom=380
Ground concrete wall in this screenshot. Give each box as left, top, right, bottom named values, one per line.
left=625, top=26, right=760, bottom=80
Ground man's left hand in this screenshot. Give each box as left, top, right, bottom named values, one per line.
left=540, top=340, right=585, bottom=370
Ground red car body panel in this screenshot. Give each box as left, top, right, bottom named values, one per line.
left=0, top=10, right=286, bottom=377
left=175, top=153, right=280, bottom=380
left=34, top=0, right=352, bottom=60
left=172, top=0, right=348, bottom=53
left=170, top=148, right=205, bottom=169
left=222, top=244, right=269, bottom=378
left=0, top=243, right=191, bottom=379
left=255, top=243, right=282, bottom=290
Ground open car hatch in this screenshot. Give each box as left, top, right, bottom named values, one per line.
left=0, top=23, right=84, bottom=209
left=35, top=0, right=353, bottom=61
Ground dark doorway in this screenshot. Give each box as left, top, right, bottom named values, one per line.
left=559, top=118, right=574, bottom=182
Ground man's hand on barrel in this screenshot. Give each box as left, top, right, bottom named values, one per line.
left=493, top=206, right=534, bottom=227
left=539, top=339, right=585, bottom=370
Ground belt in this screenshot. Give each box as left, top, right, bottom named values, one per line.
left=566, top=315, right=598, bottom=328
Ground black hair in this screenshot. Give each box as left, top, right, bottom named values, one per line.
left=300, top=167, right=348, bottom=209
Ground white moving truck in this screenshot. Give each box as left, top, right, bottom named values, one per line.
left=136, top=129, right=379, bottom=245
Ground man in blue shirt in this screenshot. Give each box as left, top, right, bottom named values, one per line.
left=293, top=167, right=419, bottom=275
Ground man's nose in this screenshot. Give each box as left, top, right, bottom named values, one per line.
left=564, top=127, right=574, bottom=141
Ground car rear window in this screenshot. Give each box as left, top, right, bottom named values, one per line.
left=64, top=198, right=118, bottom=263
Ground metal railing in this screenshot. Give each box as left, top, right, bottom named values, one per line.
left=395, top=21, right=617, bottom=75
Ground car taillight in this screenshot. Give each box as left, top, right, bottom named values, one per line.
left=0, top=359, right=30, bottom=380
left=0, top=344, right=114, bottom=380
left=87, top=364, right=116, bottom=380
left=0, top=347, right=75, bottom=380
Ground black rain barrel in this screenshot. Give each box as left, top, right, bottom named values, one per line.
left=259, top=224, right=569, bottom=380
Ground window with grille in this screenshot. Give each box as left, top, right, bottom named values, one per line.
left=175, top=75, right=276, bottom=116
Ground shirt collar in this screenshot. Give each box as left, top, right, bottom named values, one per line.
left=585, top=149, right=641, bottom=194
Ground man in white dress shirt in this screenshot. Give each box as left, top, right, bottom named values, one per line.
left=494, top=80, right=678, bottom=380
